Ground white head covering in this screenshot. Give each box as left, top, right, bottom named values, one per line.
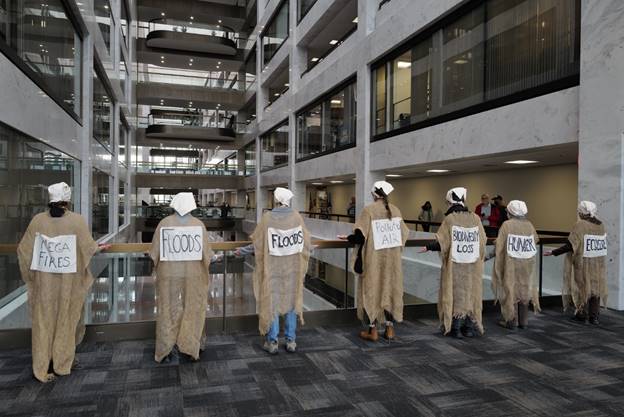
left=371, top=181, right=394, bottom=197
left=48, top=182, right=71, bottom=203
left=170, top=192, right=197, bottom=216
left=274, top=187, right=294, bottom=207
left=507, top=200, right=528, bottom=217
left=446, top=187, right=467, bottom=206
left=578, top=200, right=597, bottom=217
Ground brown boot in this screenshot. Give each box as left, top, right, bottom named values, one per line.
left=383, top=325, right=395, bottom=340
left=589, top=296, right=600, bottom=325
left=517, top=302, right=529, bottom=329
left=359, top=326, right=379, bottom=342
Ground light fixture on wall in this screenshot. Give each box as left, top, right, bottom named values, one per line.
left=426, top=169, right=450, bottom=173
left=505, top=160, right=538, bottom=164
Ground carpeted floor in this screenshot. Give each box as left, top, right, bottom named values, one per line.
left=2, top=309, right=624, bottom=416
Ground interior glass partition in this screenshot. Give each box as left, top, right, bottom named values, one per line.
left=260, top=121, right=289, bottom=171
left=262, top=0, right=289, bottom=65
left=94, top=0, right=113, bottom=55
left=93, top=65, right=113, bottom=151
left=92, top=168, right=110, bottom=239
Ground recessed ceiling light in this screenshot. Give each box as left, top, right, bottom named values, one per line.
left=352, top=17, right=358, bottom=23
left=311, top=57, right=319, bottom=62
left=454, top=59, right=469, bottom=65
left=330, top=180, right=344, bottom=184
left=386, top=174, right=403, bottom=177
left=329, top=39, right=338, bottom=45
left=160, top=56, right=164, bottom=59
left=161, top=12, right=165, bottom=16
left=284, top=83, right=289, bottom=87
left=426, top=169, right=450, bottom=173
left=218, top=61, right=221, bottom=65
left=190, top=16, right=194, bottom=20
left=189, top=58, right=193, bottom=62
left=161, top=60, right=165, bottom=63
left=189, top=63, right=193, bottom=66
left=274, top=93, right=280, bottom=96
left=218, top=20, right=222, bottom=23
left=330, top=99, right=342, bottom=105
left=312, top=182, right=324, bottom=185
left=505, top=160, right=538, bottom=164
left=397, top=61, right=411, bottom=69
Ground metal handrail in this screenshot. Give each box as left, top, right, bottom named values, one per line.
left=146, top=18, right=240, bottom=43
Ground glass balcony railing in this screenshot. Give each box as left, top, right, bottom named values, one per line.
left=135, top=205, right=246, bottom=220
left=138, top=112, right=248, bottom=133
left=137, top=71, right=249, bottom=90
left=135, top=161, right=239, bottom=176
left=0, top=236, right=567, bottom=330
left=140, top=18, right=248, bottom=49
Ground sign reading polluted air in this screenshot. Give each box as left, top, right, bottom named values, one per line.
left=160, top=226, right=203, bottom=261
left=583, top=234, right=607, bottom=258
left=371, top=217, right=403, bottom=250
left=451, top=226, right=480, bottom=263
left=506, top=234, right=537, bottom=259
left=30, top=233, right=77, bottom=273
left=268, top=226, right=304, bottom=256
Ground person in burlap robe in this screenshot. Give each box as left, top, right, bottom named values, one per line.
left=546, top=201, right=608, bottom=325
left=491, top=200, right=540, bottom=330
left=17, top=182, right=103, bottom=383
left=339, top=181, right=409, bottom=342
left=422, top=187, right=486, bottom=339
left=249, top=187, right=311, bottom=354
left=149, top=192, right=214, bottom=362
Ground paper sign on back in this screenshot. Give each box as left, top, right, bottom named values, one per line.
left=506, top=234, right=537, bottom=259
left=268, top=226, right=304, bottom=256
left=583, top=234, right=607, bottom=258
left=371, top=217, right=403, bottom=250
left=451, top=226, right=480, bottom=264
left=30, top=233, right=77, bottom=273
left=160, top=226, right=204, bottom=261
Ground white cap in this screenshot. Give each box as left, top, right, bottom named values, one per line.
left=274, top=187, right=294, bottom=207
left=578, top=200, right=597, bottom=217
left=507, top=200, right=528, bottom=217
left=371, top=181, right=394, bottom=197
left=446, top=187, right=467, bottom=206
left=48, top=182, right=71, bottom=203
left=170, top=192, right=197, bottom=216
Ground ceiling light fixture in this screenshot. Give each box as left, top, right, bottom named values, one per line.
left=426, top=169, right=450, bottom=173
left=352, top=17, right=358, bottom=23
left=329, top=39, right=338, bottom=45
left=161, top=12, right=165, bottom=16
left=454, top=58, right=469, bottom=65
left=330, top=180, right=344, bottom=184
left=312, top=182, right=324, bottom=185
left=190, top=16, right=194, bottom=20
left=386, top=174, right=403, bottom=177
left=330, top=99, right=342, bottom=105
left=505, top=160, right=539, bottom=165
left=311, top=57, right=319, bottom=62
left=397, top=61, right=411, bottom=69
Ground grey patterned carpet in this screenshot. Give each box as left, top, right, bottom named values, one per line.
left=2, top=308, right=624, bottom=416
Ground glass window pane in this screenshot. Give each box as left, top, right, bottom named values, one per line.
left=244, top=142, right=256, bottom=176
left=298, top=0, right=318, bottom=21
left=410, top=37, right=434, bottom=123
left=119, top=42, right=127, bottom=99
left=120, top=0, right=129, bottom=48
left=118, top=180, right=125, bottom=227
left=262, top=1, right=289, bottom=66
left=0, top=0, right=82, bottom=117
left=92, top=168, right=110, bottom=239
left=260, top=122, right=289, bottom=171
left=441, top=5, right=485, bottom=112
left=93, top=67, right=113, bottom=151
left=374, top=65, right=387, bottom=135
left=94, top=0, right=112, bottom=55
left=485, top=0, right=579, bottom=100
left=392, top=51, right=412, bottom=130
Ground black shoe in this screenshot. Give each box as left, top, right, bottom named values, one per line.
left=589, top=317, right=600, bottom=325
left=461, top=318, right=476, bottom=338
left=571, top=313, right=588, bottom=324
left=497, top=319, right=516, bottom=330
left=449, top=318, right=463, bottom=339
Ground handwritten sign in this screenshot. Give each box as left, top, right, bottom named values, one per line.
left=160, top=226, right=203, bottom=261
left=268, top=226, right=304, bottom=256
left=371, top=217, right=403, bottom=250
left=506, top=234, right=537, bottom=259
left=451, top=226, right=480, bottom=264
left=30, top=233, right=77, bottom=273
left=583, top=234, right=607, bottom=258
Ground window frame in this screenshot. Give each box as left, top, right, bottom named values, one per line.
left=260, top=0, right=290, bottom=67
left=259, top=118, right=289, bottom=172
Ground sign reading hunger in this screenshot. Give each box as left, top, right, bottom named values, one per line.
left=160, top=226, right=203, bottom=261
left=451, top=226, right=480, bottom=263
left=30, top=233, right=77, bottom=273
left=583, top=234, right=607, bottom=258
left=371, top=217, right=403, bottom=250
left=267, top=226, right=304, bottom=256
left=506, top=234, right=537, bottom=259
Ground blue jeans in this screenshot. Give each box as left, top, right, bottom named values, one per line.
left=266, top=310, right=297, bottom=343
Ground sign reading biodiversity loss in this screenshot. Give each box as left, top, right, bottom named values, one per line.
left=30, top=233, right=77, bottom=273
left=267, top=226, right=304, bottom=256
left=451, top=226, right=480, bottom=263
left=160, top=226, right=203, bottom=261
left=371, top=217, right=403, bottom=250
left=506, top=234, right=537, bottom=259
left=583, top=234, right=607, bottom=258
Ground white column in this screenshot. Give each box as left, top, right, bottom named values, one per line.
left=578, top=1, right=624, bottom=309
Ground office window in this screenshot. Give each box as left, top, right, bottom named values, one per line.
left=262, top=1, right=289, bottom=66
left=119, top=123, right=127, bottom=165
left=296, top=80, right=356, bottom=160
left=119, top=42, right=127, bottom=99
left=0, top=0, right=82, bottom=118
left=92, top=168, right=110, bottom=239
left=94, top=0, right=112, bottom=55
left=244, top=141, right=256, bottom=176
left=118, top=180, right=126, bottom=227
left=93, top=65, right=113, bottom=151
left=260, top=121, right=289, bottom=171
left=372, top=0, right=580, bottom=139
left=120, top=0, right=130, bottom=48
left=298, top=0, right=318, bottom=21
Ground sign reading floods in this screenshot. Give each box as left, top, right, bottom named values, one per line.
left=160, top=226, right=204, bottom=261
left=268, top=226, right=304, bottom=256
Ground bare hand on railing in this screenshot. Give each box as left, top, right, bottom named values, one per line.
left=543, top=250, right=553, bottom=256
left=98, top=244, right=112, bottom=252
left=337, top=235, right=348, bottom=240
left=417, top=247, right=428, bottom=253
left=234, top=248, right=241, bottom=257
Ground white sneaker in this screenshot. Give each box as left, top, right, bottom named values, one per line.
left=285, top=340, right=297, bottom=353
left=263, top=340, right=278, bottom=355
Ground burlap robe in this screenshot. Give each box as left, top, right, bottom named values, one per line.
left=17, top=211, right=98, bottom=382
left=436, top=211, right=486, bottom=335
left=562, top=219, right=608, bottom=312
left=351, top=200, right=409, bottom=324
left=491, top=218, right=540, bottom=323
left=251, top=210, right=311, bottom=335
left=149, top=215, right=214, bottom=362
